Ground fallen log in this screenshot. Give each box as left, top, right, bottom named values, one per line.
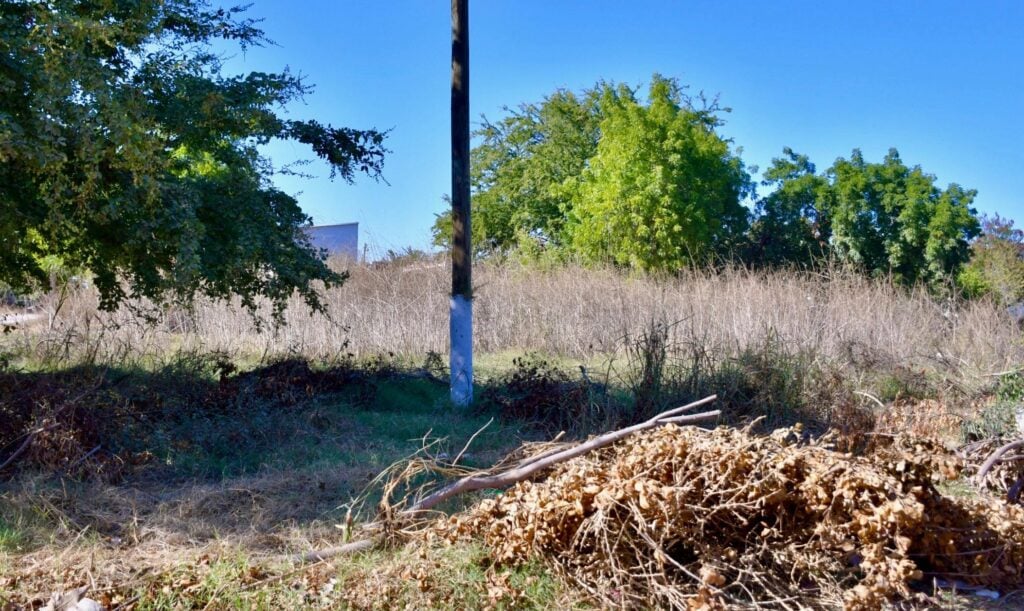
left=297, top=395, right=719, bottom=563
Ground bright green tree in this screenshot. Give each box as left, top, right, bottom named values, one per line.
left=0, top=1, right=386, bottom=317
left=826, top=149, right=979, bottom=284
left=958, top=214, right=1024, bottom=304
left=432, top=86, right=606, bottom=256
left=566, top=76, right=752, bottom=270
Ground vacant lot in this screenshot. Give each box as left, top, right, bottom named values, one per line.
left=2, top=264, right=1023, bottom=609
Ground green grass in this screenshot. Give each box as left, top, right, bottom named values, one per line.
left=0, top=519, right=26, bottom=554
left=0, top=358, right=538, bottom=553
left=154, top=375, right=529, bottom=478
left=330, top=543, right=579, bottom=610
left=0, top=355, right=563, bottom=609
left=82, top=543, right=576, bottom=611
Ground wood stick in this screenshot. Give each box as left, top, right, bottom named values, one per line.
left=298, top=538, right=374, bottom=563
left=406, top=406, right=719, bottom=514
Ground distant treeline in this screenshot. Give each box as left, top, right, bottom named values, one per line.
left=432, top=74, right=1019, bottom=302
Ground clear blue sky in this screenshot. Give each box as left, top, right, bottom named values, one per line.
left=223, top=1, right=1024, bottom=254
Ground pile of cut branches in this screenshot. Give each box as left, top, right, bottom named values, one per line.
left=439, top=425, right=1024, bottom=610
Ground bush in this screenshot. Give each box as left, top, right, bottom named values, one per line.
left=480, top=355, right=609, bottom=435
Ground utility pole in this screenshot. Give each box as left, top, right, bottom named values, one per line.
left=449, top=0, right=472, bottom=406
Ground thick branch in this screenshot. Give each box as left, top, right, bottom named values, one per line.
left=407, top=396, right=719, bottom=513
left=296, top=395, right=719, bottom=563
left=0, top=431, right=38, bottom=473
left=975, top=439, right=1024, bottom=487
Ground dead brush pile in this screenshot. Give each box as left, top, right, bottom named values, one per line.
left=441, top=425, right=1024, bottom=610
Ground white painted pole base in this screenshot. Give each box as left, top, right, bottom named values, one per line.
left=449, top=294, right=473, bottom=406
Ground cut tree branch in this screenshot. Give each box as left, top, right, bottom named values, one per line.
left=296, top=395, right=719, bottom=563
left=975, top=439, right=1024, bottom=494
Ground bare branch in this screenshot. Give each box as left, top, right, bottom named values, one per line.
left=975, top=439, right=1024, bottom=489
left=296, top=395, right=719, bottom=563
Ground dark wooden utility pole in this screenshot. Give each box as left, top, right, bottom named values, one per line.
left=449, top=0, right=472, bottom=406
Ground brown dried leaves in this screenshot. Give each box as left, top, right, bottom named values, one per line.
left=442, top=425, right=1024, bottom=610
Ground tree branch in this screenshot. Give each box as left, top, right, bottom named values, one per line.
left=974, top=439, right=1024, bottom=490
left=296, top=395, right=719, bottom=563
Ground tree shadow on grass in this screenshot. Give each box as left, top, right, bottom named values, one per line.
left=0, top=356, right=529, bottom=551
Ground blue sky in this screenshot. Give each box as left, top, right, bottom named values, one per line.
left=224, top=1, right=1024, bottom=254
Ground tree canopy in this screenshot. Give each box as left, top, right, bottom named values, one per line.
left=744, top=148, right=830, bottom=268
left=434, top=74, right=984, bottom=285
left=432, top=85, right=604, bottom=257
left=958, top=214, right=1024, bottom=305
left=749, top=148, right=980, bottom=283
left=433, top=75, right=752, bottom=270
left=826, top=149, right=979, bottom=285
left=0, top=0, right=387, bottom=316
left=566, top=77, right=752, bottom=269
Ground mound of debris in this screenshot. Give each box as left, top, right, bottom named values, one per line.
left=441, top=425, right=1024, bottom=610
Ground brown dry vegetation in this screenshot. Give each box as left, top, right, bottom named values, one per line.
left=4, top=260, right=1019, bottom=371
left=1, top=261, right=1023, bottom=609
left=440, top=426, right=1022, bottom=610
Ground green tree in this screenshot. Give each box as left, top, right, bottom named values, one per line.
left=826, top=149, right=979, bottom=284
left=431, top=86, right=605, bottom=256
left=958, top=214, right=1024, bottom=304
left=745, top=148, right=830, bottom=267
left=0, top=1, right=386, bottom=317
left=431, top=195, right=489, bottom=257
left=566, top=76, right=752, bottom=270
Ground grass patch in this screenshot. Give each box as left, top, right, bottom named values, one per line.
left=0, top=518, right=26, bottom=554
left=333, top=543, right=581, bottom=610
left=0, top=354, right=536, bottom=558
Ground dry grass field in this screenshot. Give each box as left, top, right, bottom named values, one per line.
left=2, top=261, right=1023, bottom=609
left=7, top=259, right=1020, bottom=376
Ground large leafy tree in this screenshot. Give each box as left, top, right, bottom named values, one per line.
left=566, top=76, right=752, bottom=270
left=749, top=148, right=980, bottom=285
left=0, top=1, right=386, bottom=317
left=432, top=85, right=605, bottom=256
left=826, top=149, right=979, bottom=284
left=745, top=148, right=830, bottom=267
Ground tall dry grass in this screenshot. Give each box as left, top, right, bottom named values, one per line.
left=2, top=260, right=1020, bottom=382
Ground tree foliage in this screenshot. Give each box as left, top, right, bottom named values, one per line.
left=745, top=148, right=829, bottom=267
left=566, top=76, right=752, bottom=269
left=958, top=214, right=1024, bottom=305
left=432, top=86, right=604, bottom=256
left=750, top=148, right=980, bottom=284
left=434, top=75, right=752, bottom=270
left=826, top=149, right=979, bottom=285
left=0, top=0, right=387, bottom=316
left=435, top=73, right=985, bottom=285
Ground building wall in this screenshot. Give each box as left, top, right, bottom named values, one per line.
left=303, top=223, right=359, bottom=261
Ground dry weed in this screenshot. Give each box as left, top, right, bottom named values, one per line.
left=5, top=263, right=1020, bottom=382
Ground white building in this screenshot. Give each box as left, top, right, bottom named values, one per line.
left=303, top=222, right=359, bottom=261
